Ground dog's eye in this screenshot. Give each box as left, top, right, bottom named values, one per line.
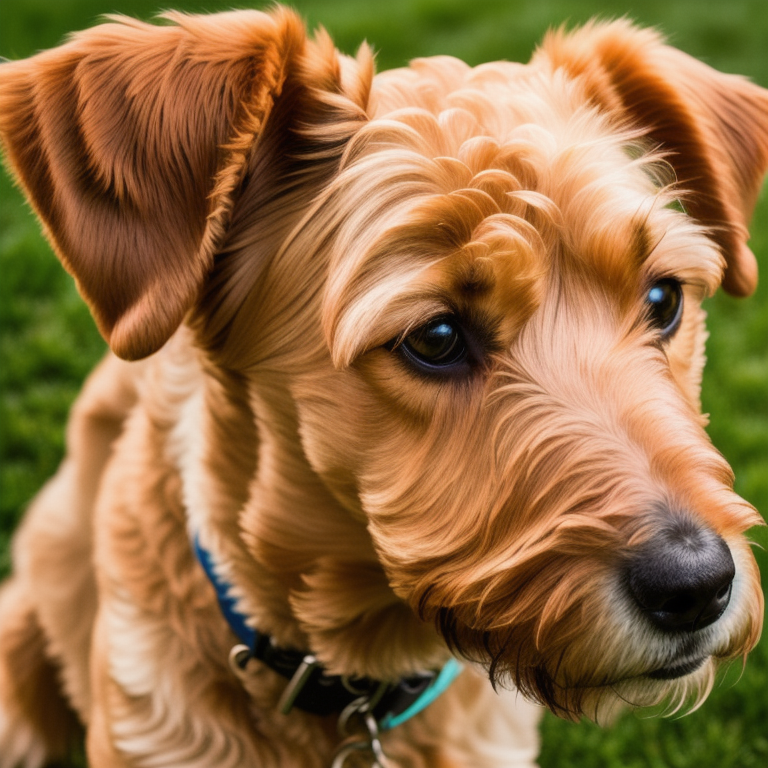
left=399, top=317, right=468, bottom=371
left=646, top=279, right=683, bottom=338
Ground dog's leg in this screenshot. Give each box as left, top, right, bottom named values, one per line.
left=0, top=579, right=81, bottom=768
left=0, top=355, right=141, bottom=766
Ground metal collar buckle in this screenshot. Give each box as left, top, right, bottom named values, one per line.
left=277, top=654, right=321, bottom=714
left=276, top=654, right=392, bottom=766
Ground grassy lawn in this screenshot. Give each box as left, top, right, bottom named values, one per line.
left=1, top=1, right=766, bottom=766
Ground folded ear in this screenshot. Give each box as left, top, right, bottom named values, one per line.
left=539, top=20, right=768, bottom=296
left=0, top=9, right=305, bottom=359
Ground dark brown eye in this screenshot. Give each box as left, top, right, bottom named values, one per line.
left=400, top=317, right=467, bottom=371
left=646, top=279, right=683, bottom=338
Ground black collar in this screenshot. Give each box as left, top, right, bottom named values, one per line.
left=193, top=535, right=462, bottom=730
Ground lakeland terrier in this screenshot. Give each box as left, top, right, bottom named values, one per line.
left=0, top=7, right=766, bottom=767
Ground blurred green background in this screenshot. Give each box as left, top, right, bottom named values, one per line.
left=0, top=1, right=766, bottom=766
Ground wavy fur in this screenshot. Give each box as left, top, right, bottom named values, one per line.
left=0, top=8, right=766, bottom=767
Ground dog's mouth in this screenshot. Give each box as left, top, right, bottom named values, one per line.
left=645, top=656, right=708, bottom=680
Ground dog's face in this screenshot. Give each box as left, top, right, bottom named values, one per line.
left=281, top=52, right=764, bottom=719
left=1, top=10, right=765, bottom=722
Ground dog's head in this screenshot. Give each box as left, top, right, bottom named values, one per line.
left=1, top=9, right=766, bottom=720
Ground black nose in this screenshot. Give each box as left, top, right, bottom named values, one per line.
left=626, top=518, right=734, bottom=633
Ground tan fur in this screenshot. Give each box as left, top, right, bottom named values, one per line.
left=0, top=8, right=766, bottom=767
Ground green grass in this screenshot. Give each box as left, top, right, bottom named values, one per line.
left=1, top=1, right=766, bottom=766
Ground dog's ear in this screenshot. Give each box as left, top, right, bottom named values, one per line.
left=539, top=21, right=768, bottom=296
left=0, top=9, right=306, bottom=359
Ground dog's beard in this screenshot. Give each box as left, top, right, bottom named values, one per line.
left=417, top=550, right=759, bottom=723
left=373, top=477, right=762, bottom=722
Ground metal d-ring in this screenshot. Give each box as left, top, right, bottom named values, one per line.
left=339, top=678, right=390, bottom=724
left=338, top=695, right=370, bottom=739
left=228, top=644, right=252, bottom=674
left=333, top=698, right=389, bottom=767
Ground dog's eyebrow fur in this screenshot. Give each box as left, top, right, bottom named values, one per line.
left=455, top=259, right=495, bottom=296
left=630, top=219, right=655, bottom=268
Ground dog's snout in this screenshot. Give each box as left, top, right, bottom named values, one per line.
left=627, top=518, right=735, bottom=633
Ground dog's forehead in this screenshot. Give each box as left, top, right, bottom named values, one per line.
left=365, top=56, right=664, bottom=263
left=322, top=56, right=723, bottom=364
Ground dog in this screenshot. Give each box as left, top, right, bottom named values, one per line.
left=0, top=6, right=766, bottom=767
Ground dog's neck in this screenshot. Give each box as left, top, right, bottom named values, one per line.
left=165, top=335, right=449, bottom=682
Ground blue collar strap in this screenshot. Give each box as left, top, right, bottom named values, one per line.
left=193, top=536, right=462, bottom=729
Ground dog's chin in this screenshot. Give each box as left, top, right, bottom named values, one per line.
left=645, top=655, right=708, bottom=681
left=459, top=630, right=720, bottom=724
left=505, top=663, right=716, bottom=725
left=431, top=605, right=722, bottom=721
